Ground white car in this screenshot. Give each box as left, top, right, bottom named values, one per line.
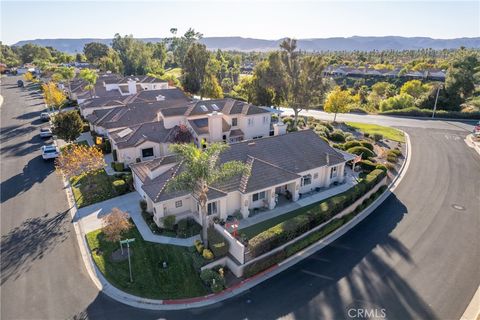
left=39, top=127, right=53, bottom=138
left=41, top=144, right=60, bottom=160
left=40, top=112, right=51, bottom=121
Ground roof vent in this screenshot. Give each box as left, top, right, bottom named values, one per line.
left=156, top=95, right=165, bottom=101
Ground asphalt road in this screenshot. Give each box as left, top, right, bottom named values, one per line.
left=1, top=76, right=479, bottom=320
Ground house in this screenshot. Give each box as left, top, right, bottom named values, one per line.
left=109, top=122, right=192, bottom=164
left=426, top=69, right=446, bottom=81
left=130, top=130, right=351, bottom=227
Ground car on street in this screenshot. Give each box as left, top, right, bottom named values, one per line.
left=17, top=80, right=24, bottom=87
left=40, top=112, right=50, bottom=121
left=41, top=144, right=60, bottom=160
left=39, top=127, right=53, bottom=138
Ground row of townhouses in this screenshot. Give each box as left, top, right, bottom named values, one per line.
left=71, top=71, right=354, bottom=227
left=323, top=65, right=446, bottom=80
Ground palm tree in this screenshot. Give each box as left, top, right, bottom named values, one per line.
left=79, top=69, right=98, bottom=98
left=166, top=142, right=249, bottom=247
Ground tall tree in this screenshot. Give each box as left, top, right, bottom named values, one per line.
left=181, top=43, right=210, bottom=96
left=79, top=69, right=98, bottom=98
left=445, top=49, right=480, bottom=101
left=42, top=82, right=67, bottom=110
left=166, top=143, right=249, bottom=246
left=259, top=38, right=326, bottom=127
left=55, top=144, right=106, bottom=182
left=83, top=42, right=110, bottom=63
left=102, top=208, right=132, bottom=242
left=52, top=110, right=84, bottom=142
left=54, top=66, right=75, bottom=98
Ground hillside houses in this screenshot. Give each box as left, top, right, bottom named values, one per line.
left=323, top=65, right=446, bottom=80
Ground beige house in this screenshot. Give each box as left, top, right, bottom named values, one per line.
left=130, top=130, right=351, bottom=228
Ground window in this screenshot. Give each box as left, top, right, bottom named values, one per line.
left=248, top=118, right=254, bottom=126
left=330, top=166, right=338, bottom=179
left=263, top=116, right=268, bottom=124
left=252, top=191, right=266, bottom=202
left=313, top=173, right=319, bottom=179
left=232, top=118, right=238, bottom=127
left=252, top=135, right=263, bottom=140
left=141, top=147, right=154, bottom=158
left=207, top=202, right=218, bottom=215
left=301, top=174, right=312, bottom=186
left=175, top=200, right=182, bottom=208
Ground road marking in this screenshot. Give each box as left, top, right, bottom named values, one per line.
left=300, top=269, right=334, bottom=280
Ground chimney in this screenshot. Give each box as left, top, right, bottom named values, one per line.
left=127, top=78, right=137, bottom=95
left=208, top=112, right=223, bottom=142
left=326, top=153, right=330, bottom=165
left=273, top=119, right=287, bottom=136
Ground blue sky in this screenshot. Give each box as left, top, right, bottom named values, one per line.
left=1, top=1, right=479, bottom=45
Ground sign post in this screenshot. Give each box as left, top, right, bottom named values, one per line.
left=120, top=238, right=135, bottom=282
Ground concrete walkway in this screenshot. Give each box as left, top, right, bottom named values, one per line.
left=76, top=132, right=94, bottom=146
left=238, top=174, right=358, bottom=230
left=75, top=192, right=199, bottom=246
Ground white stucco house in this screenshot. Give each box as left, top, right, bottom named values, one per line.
left=130, top=130, right=351, bottom=228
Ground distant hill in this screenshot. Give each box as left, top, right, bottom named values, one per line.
left=13, top=36, right=480, bottom=53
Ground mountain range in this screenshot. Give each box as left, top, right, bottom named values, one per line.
left=13, top=36, right=480, bottom=53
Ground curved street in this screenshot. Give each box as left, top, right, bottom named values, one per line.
left=1, top=75, right=479, bottom=320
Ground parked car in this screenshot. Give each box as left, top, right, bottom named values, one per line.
left=39, top=127, right=53, bottom=138
left=40, top=112, right=50, bottom=121
left=17, top=80, right=24, bottom=87
left=41, top=144, right=60, bottom=160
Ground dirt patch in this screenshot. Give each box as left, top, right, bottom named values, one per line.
left=110, top=248, right=133, bottom=262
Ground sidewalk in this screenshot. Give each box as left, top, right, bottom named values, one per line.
left=75, top=192, right=199, bottom=246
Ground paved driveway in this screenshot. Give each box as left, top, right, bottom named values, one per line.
left=76, top=192, right=142, bottom=233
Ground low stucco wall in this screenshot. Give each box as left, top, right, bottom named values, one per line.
left=213, top=223, right=245, bottom=264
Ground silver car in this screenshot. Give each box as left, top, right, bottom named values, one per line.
left=41, top=144, right=60, bottom=160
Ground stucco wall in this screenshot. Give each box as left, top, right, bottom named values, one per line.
left=239, top=114, right=271, bottom=139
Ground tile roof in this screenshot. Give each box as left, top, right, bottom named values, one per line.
left=133, top=130, right=346, bottom=203
left=109, top=121, right=172, bottom=148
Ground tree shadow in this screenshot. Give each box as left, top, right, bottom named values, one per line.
left=75, top=194, right=436, bottom=320
left=0, top=124, right=37, bottom=143
left=0, top=132, right=46, bottom=158
left=0, top=156, right=54, bottom=203
left=0, top=209, right=70, bottom=285
left=16, top=111, right=43, bottom=120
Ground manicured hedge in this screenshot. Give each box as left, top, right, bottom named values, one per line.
left=243, top=185, right=387, bottom=277
left=347, top=146, right=375, bottom=159
left=359, top=141, right=374, bottom=151
left=343, top=140, right=362, bottom=150
left=328, top=130, right=346, bottom=142
left=247, top=169, right=386, bottom=258
left=358, top=160, right=377, bottom=172
left=380, top=107, right=480, bottom=120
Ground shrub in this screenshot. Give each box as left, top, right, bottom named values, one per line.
left=343, top=140, right=361, bottom=150
left=162, top=215, right=176, bottom=231
left=243, top=250, right=286, bottom=278
left=202, top=248, right=214, bottom=260
left=82, top=123, right=90, bottom=133
left=139, top=200, right=147, bottom=212
left=320, top=121, right=334, bottom=131
left=385, top=162, right=395, bottom=170
left=208, top=228, right=229, bottom=257
left=345, top=135, right=356, bottom=141
left=314, top=124, right=330, bottom=136
left=112, top=179, right=127, bottom=194
left=195, top=240, right=204, bottom=254
left=364, top=132, right=370, bottom=138
left=177, top=218, right=188, bottom=234
left=329, top=130, right=346, bottom=142
left=200, top=269, right=225, bottom=293
left=373, top=133, right=383, bottom=142
left=111, top=161, right=125, bottom=172
left=359, top=141, right=374, bottom=151
left=347, top=146, right=375, bottom=159
left=375, top=164, right=388, bottom=172
left=388, top=149, right=402, bottom=157
left=380, top=106, right=480, bottom=119
left=387, top=154, right=398, bottom=163
left=358, top=160, right=377, bottom=172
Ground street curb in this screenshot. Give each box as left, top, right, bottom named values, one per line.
left=68, top=131, right=411, bottom=310
left=461, top=286, right=480, bottom=320
left=465, top=134, right=480, bottom=156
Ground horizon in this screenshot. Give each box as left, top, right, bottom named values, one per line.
left=1, top=1, right=479, bottom=45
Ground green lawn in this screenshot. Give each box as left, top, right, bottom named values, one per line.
left=346, top=122, right=405, bottom=142
left=86, top=227, right=207, bottom=299
left=71, top=169, right=120, bottom=208
left=164, top=67, right=182, bottom=79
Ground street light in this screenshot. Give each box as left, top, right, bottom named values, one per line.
left=120, top=238, right=135, bottom=282
left=432, top=84, right=443, bottom=119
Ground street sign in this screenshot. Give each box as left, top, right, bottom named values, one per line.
left=120, top=238, right=135, bottom=245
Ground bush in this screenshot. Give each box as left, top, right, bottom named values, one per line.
left=243, top=250, right=286, bottom=278
left=347, top=146, right=375, bottom=159
left=385, top=162, right=395, bottom=170
left=358, top=160, right=377, bottom=172
left=139, top=200, right=147, bottom=212
left=208, top=228, right=229, bottom=257
left=343, top=140, right=361, bottom=149
left=387, top=154, right=398, bottom=163
left=162, top=215, right=176, bottom=231
left=82, top=123, right=90, bottom=133
left=380, top=106, right=480, bottom=119
left=373, top=133, right=383, bottom=142
left=388, top=149, right=402, bottom=157
left=200, top=269, right=225, bottom=293
left=202, top=248, right=214, bottom=260
left=195, top=240, right=204, bottom=254
left=329, top=130, right=346, bottom=142
left=375, top=164, right=388, bottom=172
left=112, top=179, right=127, bottom=194
left=364, top=132, right=370, bottom=138
left=111, top=161, right=125, bottom=172
left=359, top=141, right=374, bottom=151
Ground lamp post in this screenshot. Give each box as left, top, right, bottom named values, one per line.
left=119, top=238, right=135, bottom=282
left=432, top=84, right=442, bottom=119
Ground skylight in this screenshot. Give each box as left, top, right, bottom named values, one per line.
left=117, top=128, right=133, bottom=138
left=200, top=105, right=208, bottom=112
left=212, top=103, right=219, bottom=111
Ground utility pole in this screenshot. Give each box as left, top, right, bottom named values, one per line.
left=432, top=84, right=442, bottom=119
